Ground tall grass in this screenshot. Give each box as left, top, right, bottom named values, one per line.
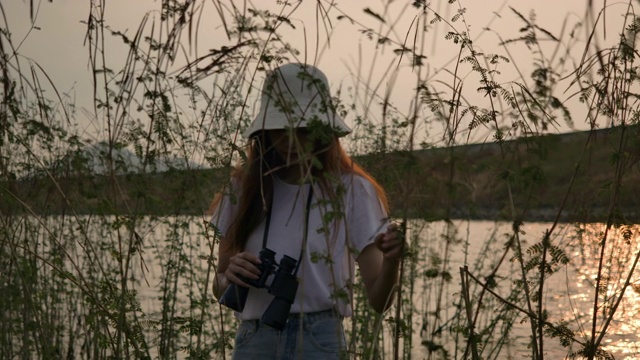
left=1, top=0, right=639, bottom=359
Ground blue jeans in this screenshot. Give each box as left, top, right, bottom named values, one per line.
left=232, top=309, right=347, bottom=359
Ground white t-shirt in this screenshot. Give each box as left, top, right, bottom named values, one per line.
left=211, top=173, right=388, bottom=319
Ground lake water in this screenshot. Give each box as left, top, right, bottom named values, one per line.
left=130, top=218, right=640, bottom=359
left=402, top=220, right=640, bottom=360
left=4, top=216, right=639, bottom=359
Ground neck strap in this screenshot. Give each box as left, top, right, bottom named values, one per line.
left=262, top=183, right=314, bottom=275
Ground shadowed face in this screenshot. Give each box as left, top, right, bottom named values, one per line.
left=266, top=129, right=312, bottom=163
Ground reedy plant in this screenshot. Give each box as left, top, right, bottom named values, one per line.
left=1, top=0, right=640, bottom=359
left=0, top=0, right=247, bottom=358
left=438, top=2, right=640, bottom=360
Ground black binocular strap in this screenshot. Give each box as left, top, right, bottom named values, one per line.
left=261, top=185, right=314, bottom=276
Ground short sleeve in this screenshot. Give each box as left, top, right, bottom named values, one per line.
left=344, top=175, right=389, bottom=257
left=209, top=181, right=240, bottom=238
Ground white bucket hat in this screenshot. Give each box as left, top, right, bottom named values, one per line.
left=243, top=63, right=352, bottom=138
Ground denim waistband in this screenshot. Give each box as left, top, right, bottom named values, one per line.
left=234, top=309, right=347, bottom=358
left=287, top=309, right=342, bottom=323
left=241, top=308, right=341, bottom=329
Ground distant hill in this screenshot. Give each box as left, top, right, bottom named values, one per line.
left=1, top=125, right=639, bottom=223
left=357, top=124, right=640, bottom=223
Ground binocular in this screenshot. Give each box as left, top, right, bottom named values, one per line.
left=219, top=248, right=299, bottom=330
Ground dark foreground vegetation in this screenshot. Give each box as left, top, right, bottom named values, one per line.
left=2, top=1, right=640, bottom=359
left=3, top=125, right=638, bottom=222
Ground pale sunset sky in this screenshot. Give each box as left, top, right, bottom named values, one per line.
left=3, top=0, right=632, bottom=148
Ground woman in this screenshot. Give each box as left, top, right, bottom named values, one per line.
left=210, top=63, right=403, bottom=359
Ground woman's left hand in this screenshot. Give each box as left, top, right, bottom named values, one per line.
left=359, top=222, right=405, bottom=312
left=373, top=222, right=404, bottom=262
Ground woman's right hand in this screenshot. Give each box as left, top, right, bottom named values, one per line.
left=224, top=252, right=262, bottom=287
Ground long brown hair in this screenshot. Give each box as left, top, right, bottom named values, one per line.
left=210, top=131, right=389, bottom=254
